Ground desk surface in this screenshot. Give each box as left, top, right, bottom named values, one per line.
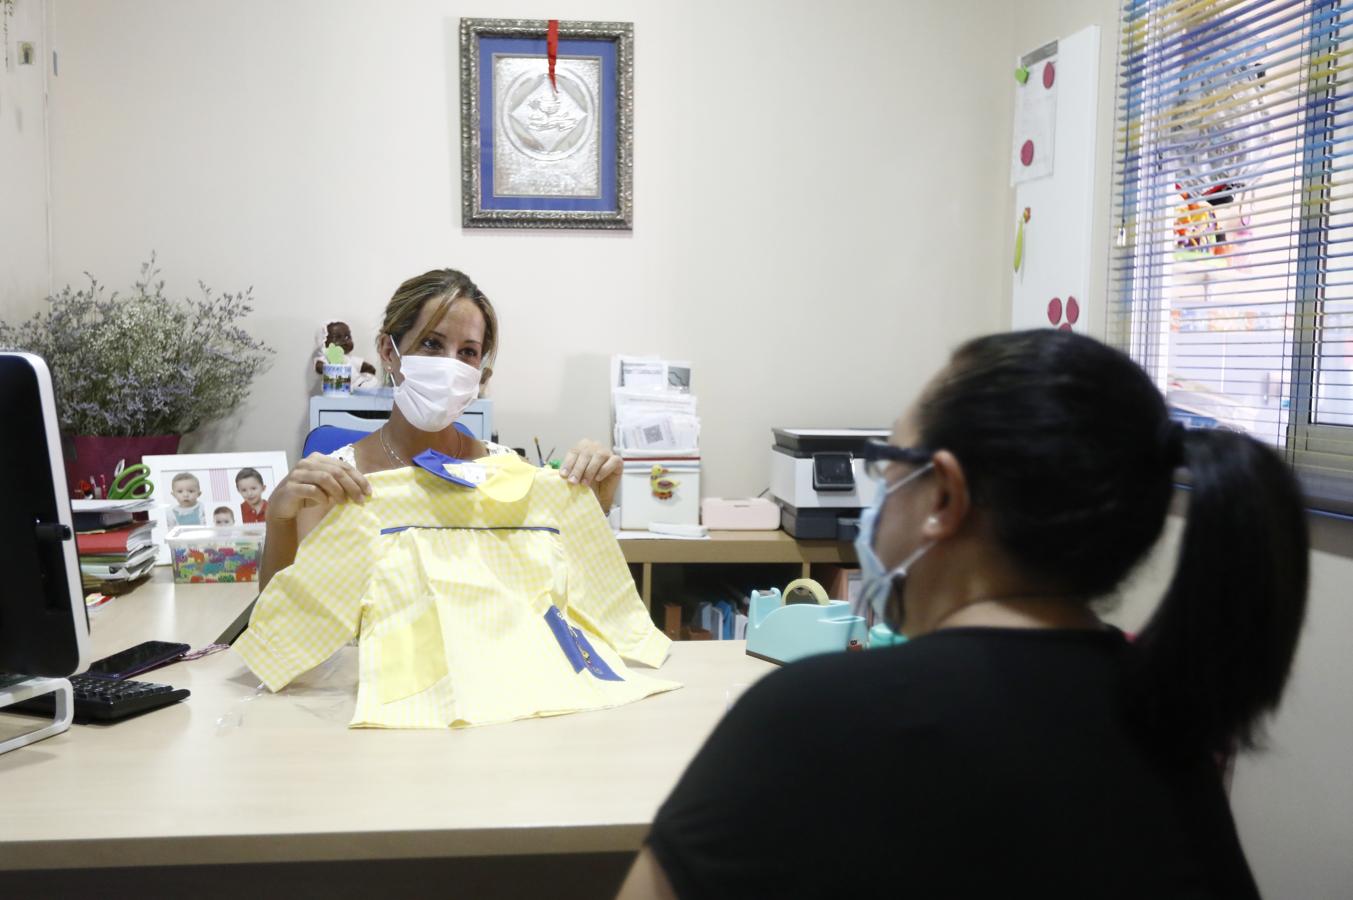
left=0, top=570, right=776, bottom=871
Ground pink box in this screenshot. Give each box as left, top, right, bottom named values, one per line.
left=700, top=497, right=780, bottom=531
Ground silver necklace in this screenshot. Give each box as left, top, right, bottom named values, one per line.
left=379, top=426, right=408, bottom=467
left=379, top=425, right=464, bottom=468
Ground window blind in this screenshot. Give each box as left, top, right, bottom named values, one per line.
left=1112, top=0, right=1353, bottom=514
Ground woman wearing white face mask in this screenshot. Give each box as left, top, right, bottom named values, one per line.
left=259, top=268, right=623, bottom=590
left=620, top=330, right=1310, bottom=900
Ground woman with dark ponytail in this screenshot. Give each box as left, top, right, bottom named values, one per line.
left=620, top=330, right=1308, bottom=900
left=1140, top=427, right=1308, bottom=757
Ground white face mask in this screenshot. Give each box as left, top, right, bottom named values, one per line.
left=389, top=338, right=481, bottom=433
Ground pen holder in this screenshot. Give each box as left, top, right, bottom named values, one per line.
left=65, top=434, right=181, bottom=498
left=321, top=363, right=353, bottom=396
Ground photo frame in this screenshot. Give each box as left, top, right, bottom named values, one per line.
left=460, top=17, right=634, bottom=229
left=142, top=451, right=289, bottom=564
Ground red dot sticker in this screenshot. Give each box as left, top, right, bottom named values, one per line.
left=1059, top=323, right=1073, bottom=332
left=1021, top=140, right=1035, bottom=166
left=1043, top=61, right=1056, bottom=89
left=1047, top=297, right=1062, bottom=325
left=1066, top=296, right=1080, bottom=324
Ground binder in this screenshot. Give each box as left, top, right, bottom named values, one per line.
left=75, top=521, right=155, bottom=556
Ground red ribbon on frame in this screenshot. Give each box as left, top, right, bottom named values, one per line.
left=547, top=19, right=560, bottom=93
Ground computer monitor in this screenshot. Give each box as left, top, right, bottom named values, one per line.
left=0, top=352, right=90, bottom=677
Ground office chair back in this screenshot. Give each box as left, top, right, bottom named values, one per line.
left=301, top=422, right=475, bottom=459
left=302, top=425, right=369, bottom=458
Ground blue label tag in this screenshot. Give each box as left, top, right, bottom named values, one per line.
left=543, top=607, right=622, bottom=682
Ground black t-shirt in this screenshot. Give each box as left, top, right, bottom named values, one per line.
left=648, top=627, right=1259, bottom=900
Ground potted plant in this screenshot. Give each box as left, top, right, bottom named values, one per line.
left=0, top=256, right=273, bottom=491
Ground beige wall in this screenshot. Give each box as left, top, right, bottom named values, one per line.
left=1010, top=3, right=1353, bottom=897
left=17, top=0, right=1352, bottom=893
left=44, top=0, right=1014, bottom=495
left=0, top=0, right=50, bottom=317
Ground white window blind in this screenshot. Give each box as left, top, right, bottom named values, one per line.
left=1113, top=0, right=1353, bottom=513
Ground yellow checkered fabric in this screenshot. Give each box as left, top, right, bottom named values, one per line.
left=234, top=455, right=679, bottom=728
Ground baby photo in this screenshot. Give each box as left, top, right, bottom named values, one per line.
left=166, top=466, right=278, bottom=528
left=168, top=472, right=206, bottom=526
left=143, top=452, right=290, bottom=564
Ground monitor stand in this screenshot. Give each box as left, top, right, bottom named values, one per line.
left=0, top=675, right=73, bottom=755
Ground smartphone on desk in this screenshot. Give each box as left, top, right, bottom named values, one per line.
left=85, top=640, right=191, bottom=680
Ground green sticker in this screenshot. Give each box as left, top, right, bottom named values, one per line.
left=1015, top=66, right=1030, bottom=85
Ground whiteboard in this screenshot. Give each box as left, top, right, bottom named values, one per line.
left=1011, top=26, right=1101, bottom=334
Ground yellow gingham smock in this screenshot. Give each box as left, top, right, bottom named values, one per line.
left=234, top=452, right=679, bottom=728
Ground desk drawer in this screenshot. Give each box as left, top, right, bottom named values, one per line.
left=312, top=404, right=490, bottom=439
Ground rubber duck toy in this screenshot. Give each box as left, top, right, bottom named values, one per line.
left=650, top=464, right=679, bottom=500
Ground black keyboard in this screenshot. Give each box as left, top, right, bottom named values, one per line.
left=11, top=673, right=190, bottom=722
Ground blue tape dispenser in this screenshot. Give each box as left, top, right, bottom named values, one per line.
left=745, top=579, right=870, bottom=666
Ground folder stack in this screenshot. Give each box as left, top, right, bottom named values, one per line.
left=71, top=499, right=159, bottom=590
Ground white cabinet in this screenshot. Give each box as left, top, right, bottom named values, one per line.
left=308, top=392, right=494, bottom=441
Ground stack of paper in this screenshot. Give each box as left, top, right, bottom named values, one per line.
left=71, top=497, right=155, bottom=531
left=71, top=499, right=159, bottom=587
left=611, top=355, right=700, bottom=452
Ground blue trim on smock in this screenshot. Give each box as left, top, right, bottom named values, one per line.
left=412, top=448, right=478, bottom=487
left=380, top=524, right=561, bottom=536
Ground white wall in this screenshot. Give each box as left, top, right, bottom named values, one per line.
left=45, top=0, right=1014, bottom=494
left=1009, top=3, right=1353, bottom=898
left=0, top=0, right=50, bottom=318
left=41, top=1, right=1351, bottom=893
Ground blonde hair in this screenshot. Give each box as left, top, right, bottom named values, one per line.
left=171, top=472, right=200, bottom=489
left=378, top=269, right=498, bottom=383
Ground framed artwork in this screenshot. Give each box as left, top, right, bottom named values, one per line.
left=142, top=451, right=288, bottom=564
left=460, top=17, right=634, bottom=230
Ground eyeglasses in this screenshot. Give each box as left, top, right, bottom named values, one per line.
left=860, top=439, right=933, bottom=483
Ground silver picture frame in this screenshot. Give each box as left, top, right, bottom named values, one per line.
left=460, top=18, right=634, bottom=230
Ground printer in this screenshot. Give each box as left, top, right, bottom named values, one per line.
left=768, top=427, right=889, bottom=540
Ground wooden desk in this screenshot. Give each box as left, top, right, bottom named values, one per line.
left=0, top=570, right=776, bottom=895
left=619, top=529, right=855, bottom=608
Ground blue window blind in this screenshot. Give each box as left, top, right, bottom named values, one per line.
left=1113, top=0, right=1353, bottom=513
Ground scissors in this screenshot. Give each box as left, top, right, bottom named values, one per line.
left=108, top=460, right=155, bottom=500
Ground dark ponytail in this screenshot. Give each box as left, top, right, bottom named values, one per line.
left=917, top=329, right=1310, bottom=757
left=1137, top=428, right=1309, bottom=755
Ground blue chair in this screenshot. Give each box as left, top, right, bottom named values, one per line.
left=301, top=422, right=474, bottom=459
left=302, top=425, right=368, bottom=458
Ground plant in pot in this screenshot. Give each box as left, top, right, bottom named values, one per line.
left=0, top=256, right=274, bottom=494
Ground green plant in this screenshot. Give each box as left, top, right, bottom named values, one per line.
left=0, top=256, right=274, bottom=436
